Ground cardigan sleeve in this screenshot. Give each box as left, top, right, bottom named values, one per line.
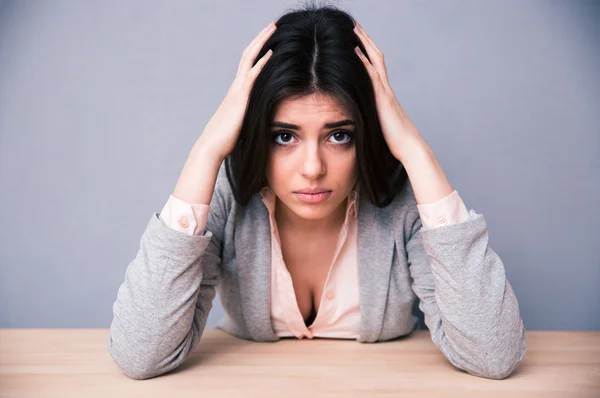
left=405, top=207, right=527, bottom=380
left=108, top=162, right=229, bottom=380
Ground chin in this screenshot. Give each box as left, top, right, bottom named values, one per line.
left=291, top=206, right=331, bottom=220
left=288, top=197, right=340, bottom=219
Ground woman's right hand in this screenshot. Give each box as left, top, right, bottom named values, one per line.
left=200, top=20, right=277, bottom=161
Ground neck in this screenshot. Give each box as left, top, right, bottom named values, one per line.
left=274, top=196, right=348, bottom=236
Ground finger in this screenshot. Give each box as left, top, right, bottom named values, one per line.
left=355, top=46, right=387, bottom=99
left=237, top=21, right=274, bottom=74
left=246, top=21, right=275, bottom=56
left=248, top=49, right=273, bottom=80
left=354, top=23, right=388, bottom=80
left=354, top=21, right=381, bottom=55
left=238, top=22, right=277, bottom=75
left=353, top=26, right=378, bottom=70
left=354, top=46, right=378, bottom=82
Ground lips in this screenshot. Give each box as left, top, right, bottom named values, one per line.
left=294, top=191, right=332, bottom=203
left=294, top=188, right=331, bottom=194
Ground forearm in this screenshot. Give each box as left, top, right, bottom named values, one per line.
left=409, top=212, right=527, bottom=380
left=396, top=137, right=454, bottom=205
left=108, top=213, right=215, bottom=379
left=172, top=136, right=225, bottom=205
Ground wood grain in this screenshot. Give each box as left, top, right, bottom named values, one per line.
left=0, top=329, right=598, bottom=397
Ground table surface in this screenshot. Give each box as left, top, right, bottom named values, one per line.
left=0, top=329, right=599, bottom=398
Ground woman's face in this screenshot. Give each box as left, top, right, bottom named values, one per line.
left=265, top=93, right=358, bottom=226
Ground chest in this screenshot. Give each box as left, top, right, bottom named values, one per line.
left=277, top=230, right=340, bottom=325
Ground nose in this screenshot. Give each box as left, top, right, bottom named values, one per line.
left=300, top=142, right=325, bottom=179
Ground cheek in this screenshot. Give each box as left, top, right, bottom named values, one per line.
left=340, top=151, right=358, bottom=175
left=265, top=153, right=288, bottom=184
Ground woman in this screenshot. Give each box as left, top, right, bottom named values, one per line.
left=108, top=4, right=526, bottom=381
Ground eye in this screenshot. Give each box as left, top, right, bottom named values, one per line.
left=329, top=130, right=353, bottom=145
left=272, top=132, right=296, bottom=146
left=271, top=130, right=354, bottom=146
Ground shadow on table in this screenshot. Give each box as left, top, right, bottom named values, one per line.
left=161, top=332, right=254, bottom=377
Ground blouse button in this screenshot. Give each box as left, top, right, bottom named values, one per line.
left=326, top=292, right=334, bottom=300
left=178, top=216, right=189, bottom=228
left=437, top=216, right=447, bottom=226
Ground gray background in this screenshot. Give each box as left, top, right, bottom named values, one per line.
left=0, top=0, right=598, bottom=331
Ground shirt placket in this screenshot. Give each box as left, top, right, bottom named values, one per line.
left=308, top=211, right=351, bottom=332
left=269, top=215, right=314, bottom=339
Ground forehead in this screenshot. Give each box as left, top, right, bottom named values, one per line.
left=273, top=93, right=350, bottom=120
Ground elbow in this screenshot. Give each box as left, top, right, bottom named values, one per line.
left=478, top=328, right=527, bottom=380
left=445, top=324, right=527, bottom=380
left=124, top=368, right=158, bottom=381
left=114, top=360, right=158, bottom=381
left=456, top=348, right=525, bottom=380
left=107, top=333, right=161, bottom=380
left=482, top=357, right=523, bottom=380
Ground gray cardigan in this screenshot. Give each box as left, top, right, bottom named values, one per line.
left=108, top=162, right=527, bottom=380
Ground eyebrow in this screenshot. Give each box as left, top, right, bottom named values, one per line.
left=270, top=119, right=355, bottom=129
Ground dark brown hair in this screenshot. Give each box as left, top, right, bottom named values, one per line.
left=225, top=0, right=409, bottom=207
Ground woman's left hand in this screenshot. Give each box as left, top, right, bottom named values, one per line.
left=353, top=21, right=424, bottom=162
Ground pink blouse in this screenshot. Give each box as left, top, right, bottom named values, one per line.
left=159, top=184, right=470, bottom=340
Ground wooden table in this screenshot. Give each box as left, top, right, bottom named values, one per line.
left=1, top=329, right=599, bottom=397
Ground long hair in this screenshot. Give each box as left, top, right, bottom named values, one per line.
left=225, top=1, right=409, bottom=207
